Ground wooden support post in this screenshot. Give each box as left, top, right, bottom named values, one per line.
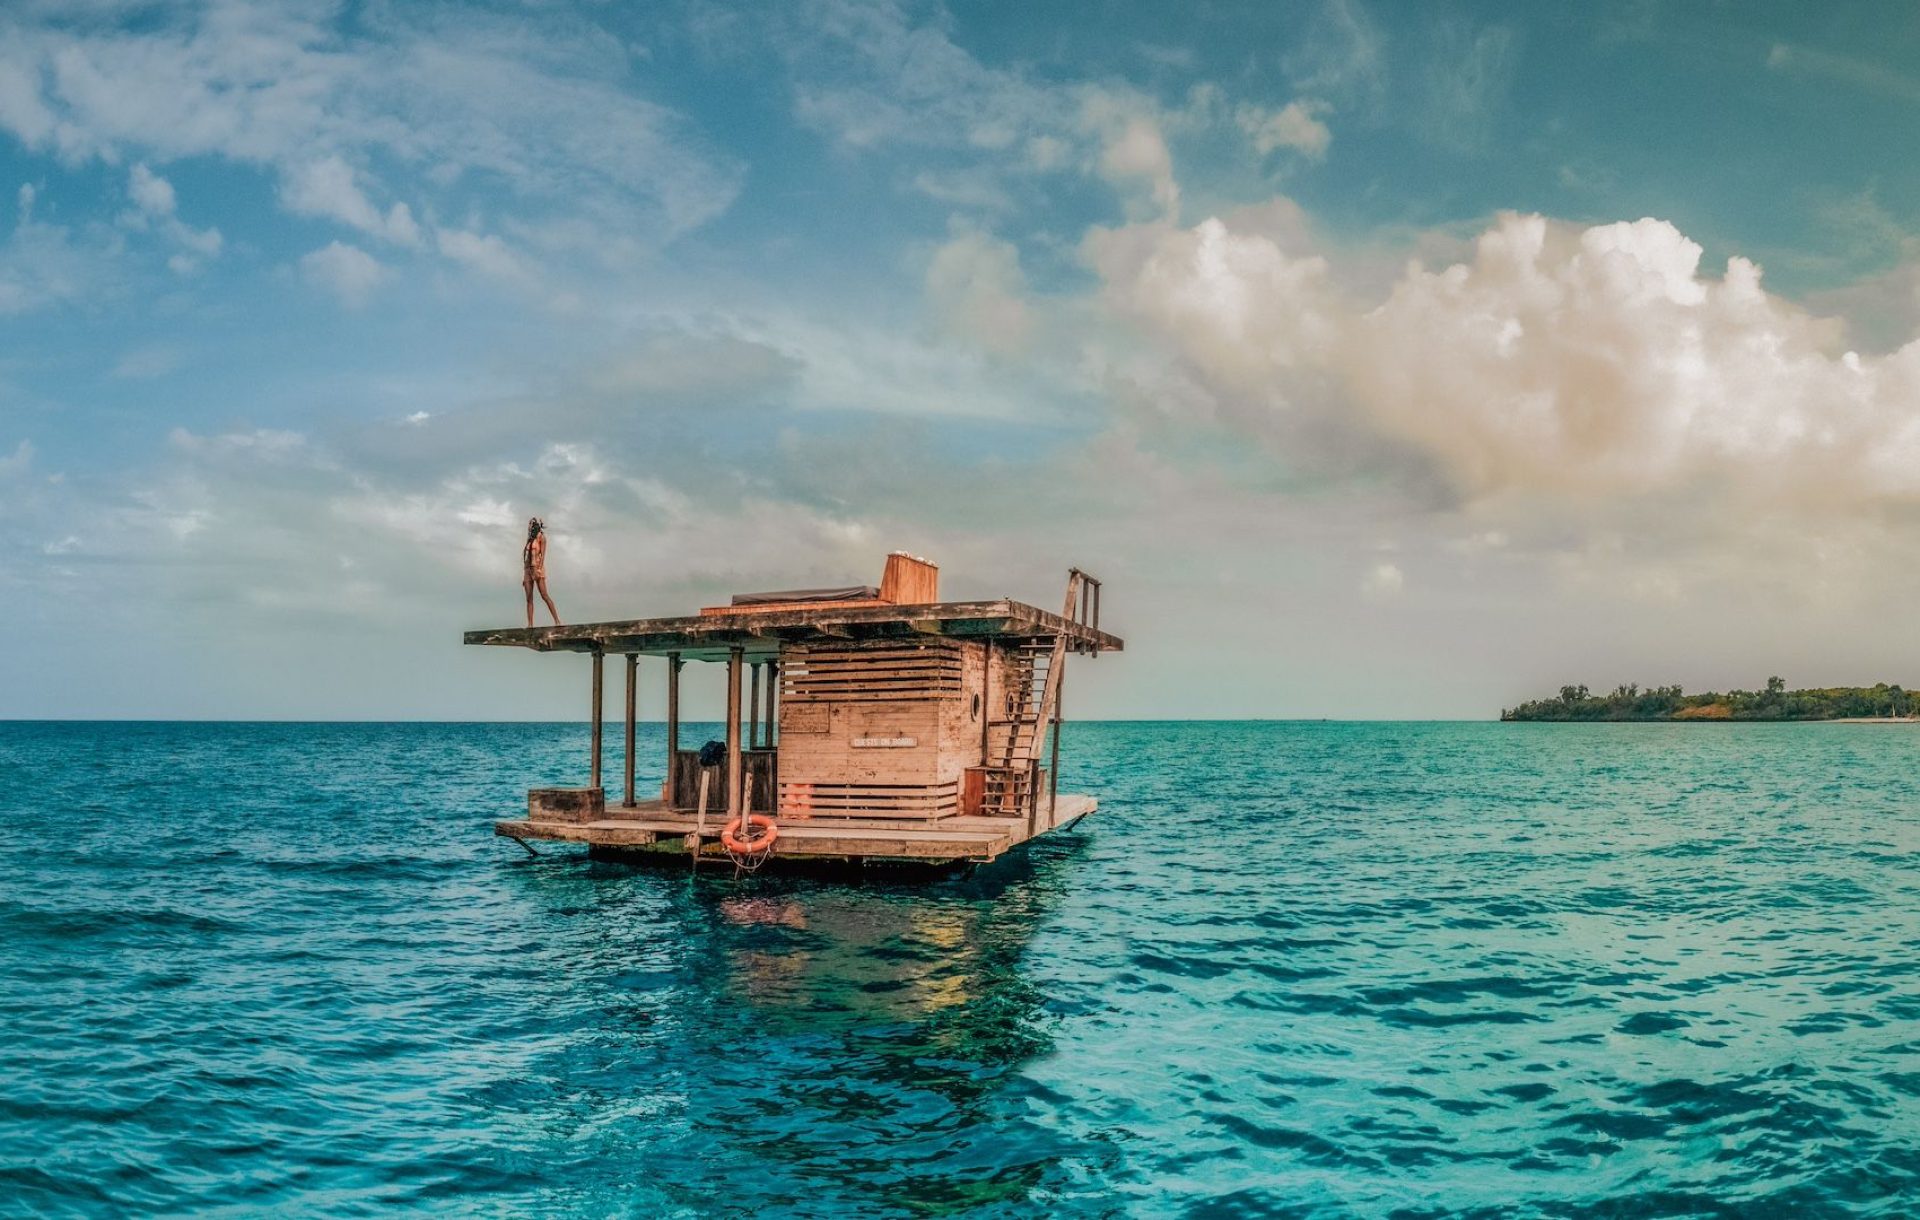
left=589, top=649, right=604, bottom=791
left=1026, top=758, right=1039, bottom=836
left=748, top=661, right=761, bottom=750
left=690, top=767, right=711, bottom=870
left=756, top=664, right=771, bottom=749
left=765, top=659, right=778, bottom=803
left=979, top=639, right=992, bottom=765
left=666, top=652, right=681, bottom=802
left=1049, top=662, right=1064, bottom=825
left=726, top=647, right=744, bottom=822
left=623, top=654, right=637, bottom=808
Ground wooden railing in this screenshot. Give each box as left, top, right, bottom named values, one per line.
left=670, top=748, right=776, bottom=813
left=1066, top=567, right=1102, bottom=647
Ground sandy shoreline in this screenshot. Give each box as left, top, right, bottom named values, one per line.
left=1827, top=717, right=1920, bottom=724
left=1506, top=716, right=1920, bottom=724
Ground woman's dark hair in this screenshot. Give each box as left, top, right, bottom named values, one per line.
left=526, top=517, right=543, bottom=540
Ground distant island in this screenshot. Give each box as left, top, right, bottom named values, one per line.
left=1502, top=678, right=1920, bottom=722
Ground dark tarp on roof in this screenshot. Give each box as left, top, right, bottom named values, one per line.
left=730, top=585, right=881, bottom=607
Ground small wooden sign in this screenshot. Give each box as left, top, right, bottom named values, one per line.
left=852, top=736, right=917, bottom=748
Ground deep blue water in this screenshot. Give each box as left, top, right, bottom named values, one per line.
left=6, top=722, right=1920, bottom=1217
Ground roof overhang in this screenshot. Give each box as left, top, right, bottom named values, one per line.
left=463, top=599, right=1123, bottom=661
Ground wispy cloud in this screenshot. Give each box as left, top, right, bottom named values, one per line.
left=924, top=228, right=1032, bottom=355
left=0, top=438, right=32, bottom=478
left=279, top=156, right=420, bottom=247
left=123, top=162, right=222, bottom=269
left=0, top=202, right=121, bottom=314
left=1237, top=100, right=1332, bottom=159
left=112, top=344, right=184, bottom=380
left=300, top=240, right=387, bottom=307
left=1283, top=0, right=1386, bottom=112
left=780, top=0, right=1326, bottom=223
left=1416, top=20, right=1517, bottom=153
left=0, top=1, right=743, bottom=287
left=1767, top=41, right=1920, bottom=105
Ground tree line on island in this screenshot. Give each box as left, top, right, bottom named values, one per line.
left=1502, top=678, right=1920, bottom=721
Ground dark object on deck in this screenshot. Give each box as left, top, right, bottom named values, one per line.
left=527, top=787, right=604, bottom=824
left=697, top=739, right=727, bottom=768
left=730, top=585, right=879, bottom=607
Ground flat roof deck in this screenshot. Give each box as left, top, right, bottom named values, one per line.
left=465, top=598, right=1123, bottom=660
left=496, top=795, right=1097, bottom=864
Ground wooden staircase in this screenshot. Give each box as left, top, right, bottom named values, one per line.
left=980, top=569, right=1100, bottom=819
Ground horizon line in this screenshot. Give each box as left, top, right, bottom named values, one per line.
left=1, top=715, right=1491, bottom=725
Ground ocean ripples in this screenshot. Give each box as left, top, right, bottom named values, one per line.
left=5, top=721, right=1920, bottom=1215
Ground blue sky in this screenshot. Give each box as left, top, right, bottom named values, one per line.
left=7, top=0, right=1920, bottom=719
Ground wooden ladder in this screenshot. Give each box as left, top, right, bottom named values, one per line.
left=981, top=570, right=1088, bottom=817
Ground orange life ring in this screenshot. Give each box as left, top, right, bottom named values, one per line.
left=721, top=814, right=779, bottom=854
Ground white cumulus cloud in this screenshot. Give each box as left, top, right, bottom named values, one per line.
left=1088, top=206, right=1920, bottom=507
left=1085, top=210, right=1337, bottom=412
left=1352, top=214, right=1920, bottom=500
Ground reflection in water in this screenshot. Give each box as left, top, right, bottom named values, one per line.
left=497, top=844, right=1087, bottom=1215
left=713, top=877, right=1046, bottom=1035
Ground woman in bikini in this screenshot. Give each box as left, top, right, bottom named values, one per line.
left=523, top=517, right=562, bottom=627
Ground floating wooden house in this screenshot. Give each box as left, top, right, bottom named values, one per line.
left=465, top=555, right=1121, bottom=868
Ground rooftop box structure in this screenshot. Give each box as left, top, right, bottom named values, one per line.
left=465, top=556, right=1120, bottom=868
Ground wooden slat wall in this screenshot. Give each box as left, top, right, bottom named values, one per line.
left=779, top=779, right=959, bottom=819
left=774, top=638, right=987, bottom=821
left=781, top=642, right=963, bottom=703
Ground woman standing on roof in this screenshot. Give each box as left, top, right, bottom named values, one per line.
left=523, top=517, right=562, bottom=628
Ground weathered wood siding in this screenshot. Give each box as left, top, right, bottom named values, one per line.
left=776, top=639, right=990, bottom=820
left=667, top=748, right=775, bottom=813
left=780, top=643, right=965, bottom=703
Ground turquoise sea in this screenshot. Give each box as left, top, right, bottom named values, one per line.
left=6, top=721, right=1920, bottom=1217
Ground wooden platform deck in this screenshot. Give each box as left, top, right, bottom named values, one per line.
left=496, top=795, right=1096, bottom=865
